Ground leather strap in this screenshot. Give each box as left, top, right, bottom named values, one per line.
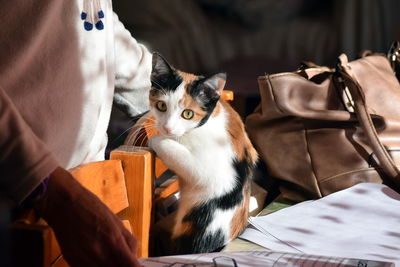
left=337, top=54, right=400, bottom=187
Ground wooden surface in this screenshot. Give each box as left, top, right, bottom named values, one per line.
left=70, top=160, right=129, bottom=214
left=51, top=254, right=68, bottom=267
left=222, top=90, right=234, bottom=101
left=11, top=153, right=155, bottom=266
left=122, top=220, right=133, bottom=233
left=155, top=179, right=179, bottom=203
left=49, top=227, right=62, bottom=266
left=110, top=148, right=154, bottom=258
left=155, top=157, right=168, bottom=178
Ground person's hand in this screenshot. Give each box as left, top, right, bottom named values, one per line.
left=34, top=167, right=140, bottom=267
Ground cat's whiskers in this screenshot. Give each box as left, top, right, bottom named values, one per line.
left=109, top=113, right=157, bottom=145
left=141, top=125, right=160, bottom=147
left=125, top=126, right=150, bottom=146
left=151, top=79, right=162, bottom=89
left=124, top=117, right=158, bottom=145
left=151, top=80, right=171, bottom=97
left=124, top=125, right=145, bottom=145
left=130, top=126, right=153, bottom=147
left=160, top=87, right=169, bottom=96
left=133, top=129, right=149, bottom=148
left=132, top=123, right=162, bottom=148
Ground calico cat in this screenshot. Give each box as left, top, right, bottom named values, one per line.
left=148, top=52, right=258, bottom=254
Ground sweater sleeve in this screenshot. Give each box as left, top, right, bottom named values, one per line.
left=0, top=87, right=59, bottom=205
left=112, top=12, right=152, bottom=118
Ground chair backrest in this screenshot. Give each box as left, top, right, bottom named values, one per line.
left=71, top=160, right=129, bottom=215
left=70, top=160, right=132, bottom=232
left=11, top=160, right=134, bottom=266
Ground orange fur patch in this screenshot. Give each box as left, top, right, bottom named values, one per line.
left=178, top=71, right=198, bottom=83
left=221, top=100, right=258, bottom=163
left=230, top=182, right=250, bottom=239
left=173, top=221, right=193, bottom=238
left=179, top=92, right=208, bottom=124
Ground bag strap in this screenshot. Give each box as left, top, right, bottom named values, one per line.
left=336, top=54, right=400, bottom=187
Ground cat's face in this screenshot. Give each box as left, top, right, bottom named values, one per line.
left=150, top=53, right=226, bottom=137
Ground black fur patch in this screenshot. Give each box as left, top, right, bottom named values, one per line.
left=189, top=77, right=220, bottom=128
left=174, top=153, right=253, bottom=254
left=174, top=229, right=226, bottom=254
left=151, top=52, right=183, bottom=92
left=151, top=70, right=183, bottom=93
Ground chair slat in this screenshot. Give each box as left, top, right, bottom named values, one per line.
left=70, top=160, right=129, bottom=214
left=222, top=90, right=234, bottom=101
left=110, top=148, right=154, bottom=258
left=155, top=179, right=179, bottom=203
left=121, top=220, right=132, bottom=233
left=155, top=157, right=168, bottom=178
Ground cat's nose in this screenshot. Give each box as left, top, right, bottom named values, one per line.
left=163, top=126, right=172, bottom=134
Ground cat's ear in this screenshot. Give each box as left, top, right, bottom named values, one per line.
left=203, top=73, right=226, bottom=95
left=195, top=73, right=226, bottom=103
left=152, top=52, right=174, bottom=79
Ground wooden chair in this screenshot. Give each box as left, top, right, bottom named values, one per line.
left=10, top=91, right=234, bottom=266
left=11, top=146, right=164, bottom=266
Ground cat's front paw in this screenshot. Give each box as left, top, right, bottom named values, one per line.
left=148, top=135, right=193, bottom=174
left=148, top=135, right=165, bottom=152
left=148, top=135, right=183, bottom=161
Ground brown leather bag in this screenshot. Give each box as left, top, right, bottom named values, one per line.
left=246, top=52, right=400, bottom=203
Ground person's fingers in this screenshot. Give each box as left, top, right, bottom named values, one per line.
left=102, top=228, right=139, bottom=267
left=122, top=229, right=139, bottom=255
left=55, top=230, right=94, bottom=267
left=107, top=213, right=138, bottom=255
left=89, top=207, right=140, bottom=266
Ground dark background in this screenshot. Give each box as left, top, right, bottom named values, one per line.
left=107, top=0, right=400, bottom=153
left=113, top=0, right=400, bottom=116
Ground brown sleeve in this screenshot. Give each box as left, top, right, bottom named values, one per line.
left=0, top=87, right=59, bottom=205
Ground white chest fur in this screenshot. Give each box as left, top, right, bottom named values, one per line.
left=179, top=108, right=237, bottom=198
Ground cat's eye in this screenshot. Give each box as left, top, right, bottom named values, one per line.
left=156, top=101, right=167, bottom=112
left=182, top=109, right=194, bottom=120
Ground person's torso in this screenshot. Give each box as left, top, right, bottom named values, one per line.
left=0, top=0, right=116, bottom=168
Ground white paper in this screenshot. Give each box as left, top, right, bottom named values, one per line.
left=139, top=249, right=394, bottom=267
left=239, top=225, right=299, bottom=253
left=240, top=183, right=400, bottom=266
